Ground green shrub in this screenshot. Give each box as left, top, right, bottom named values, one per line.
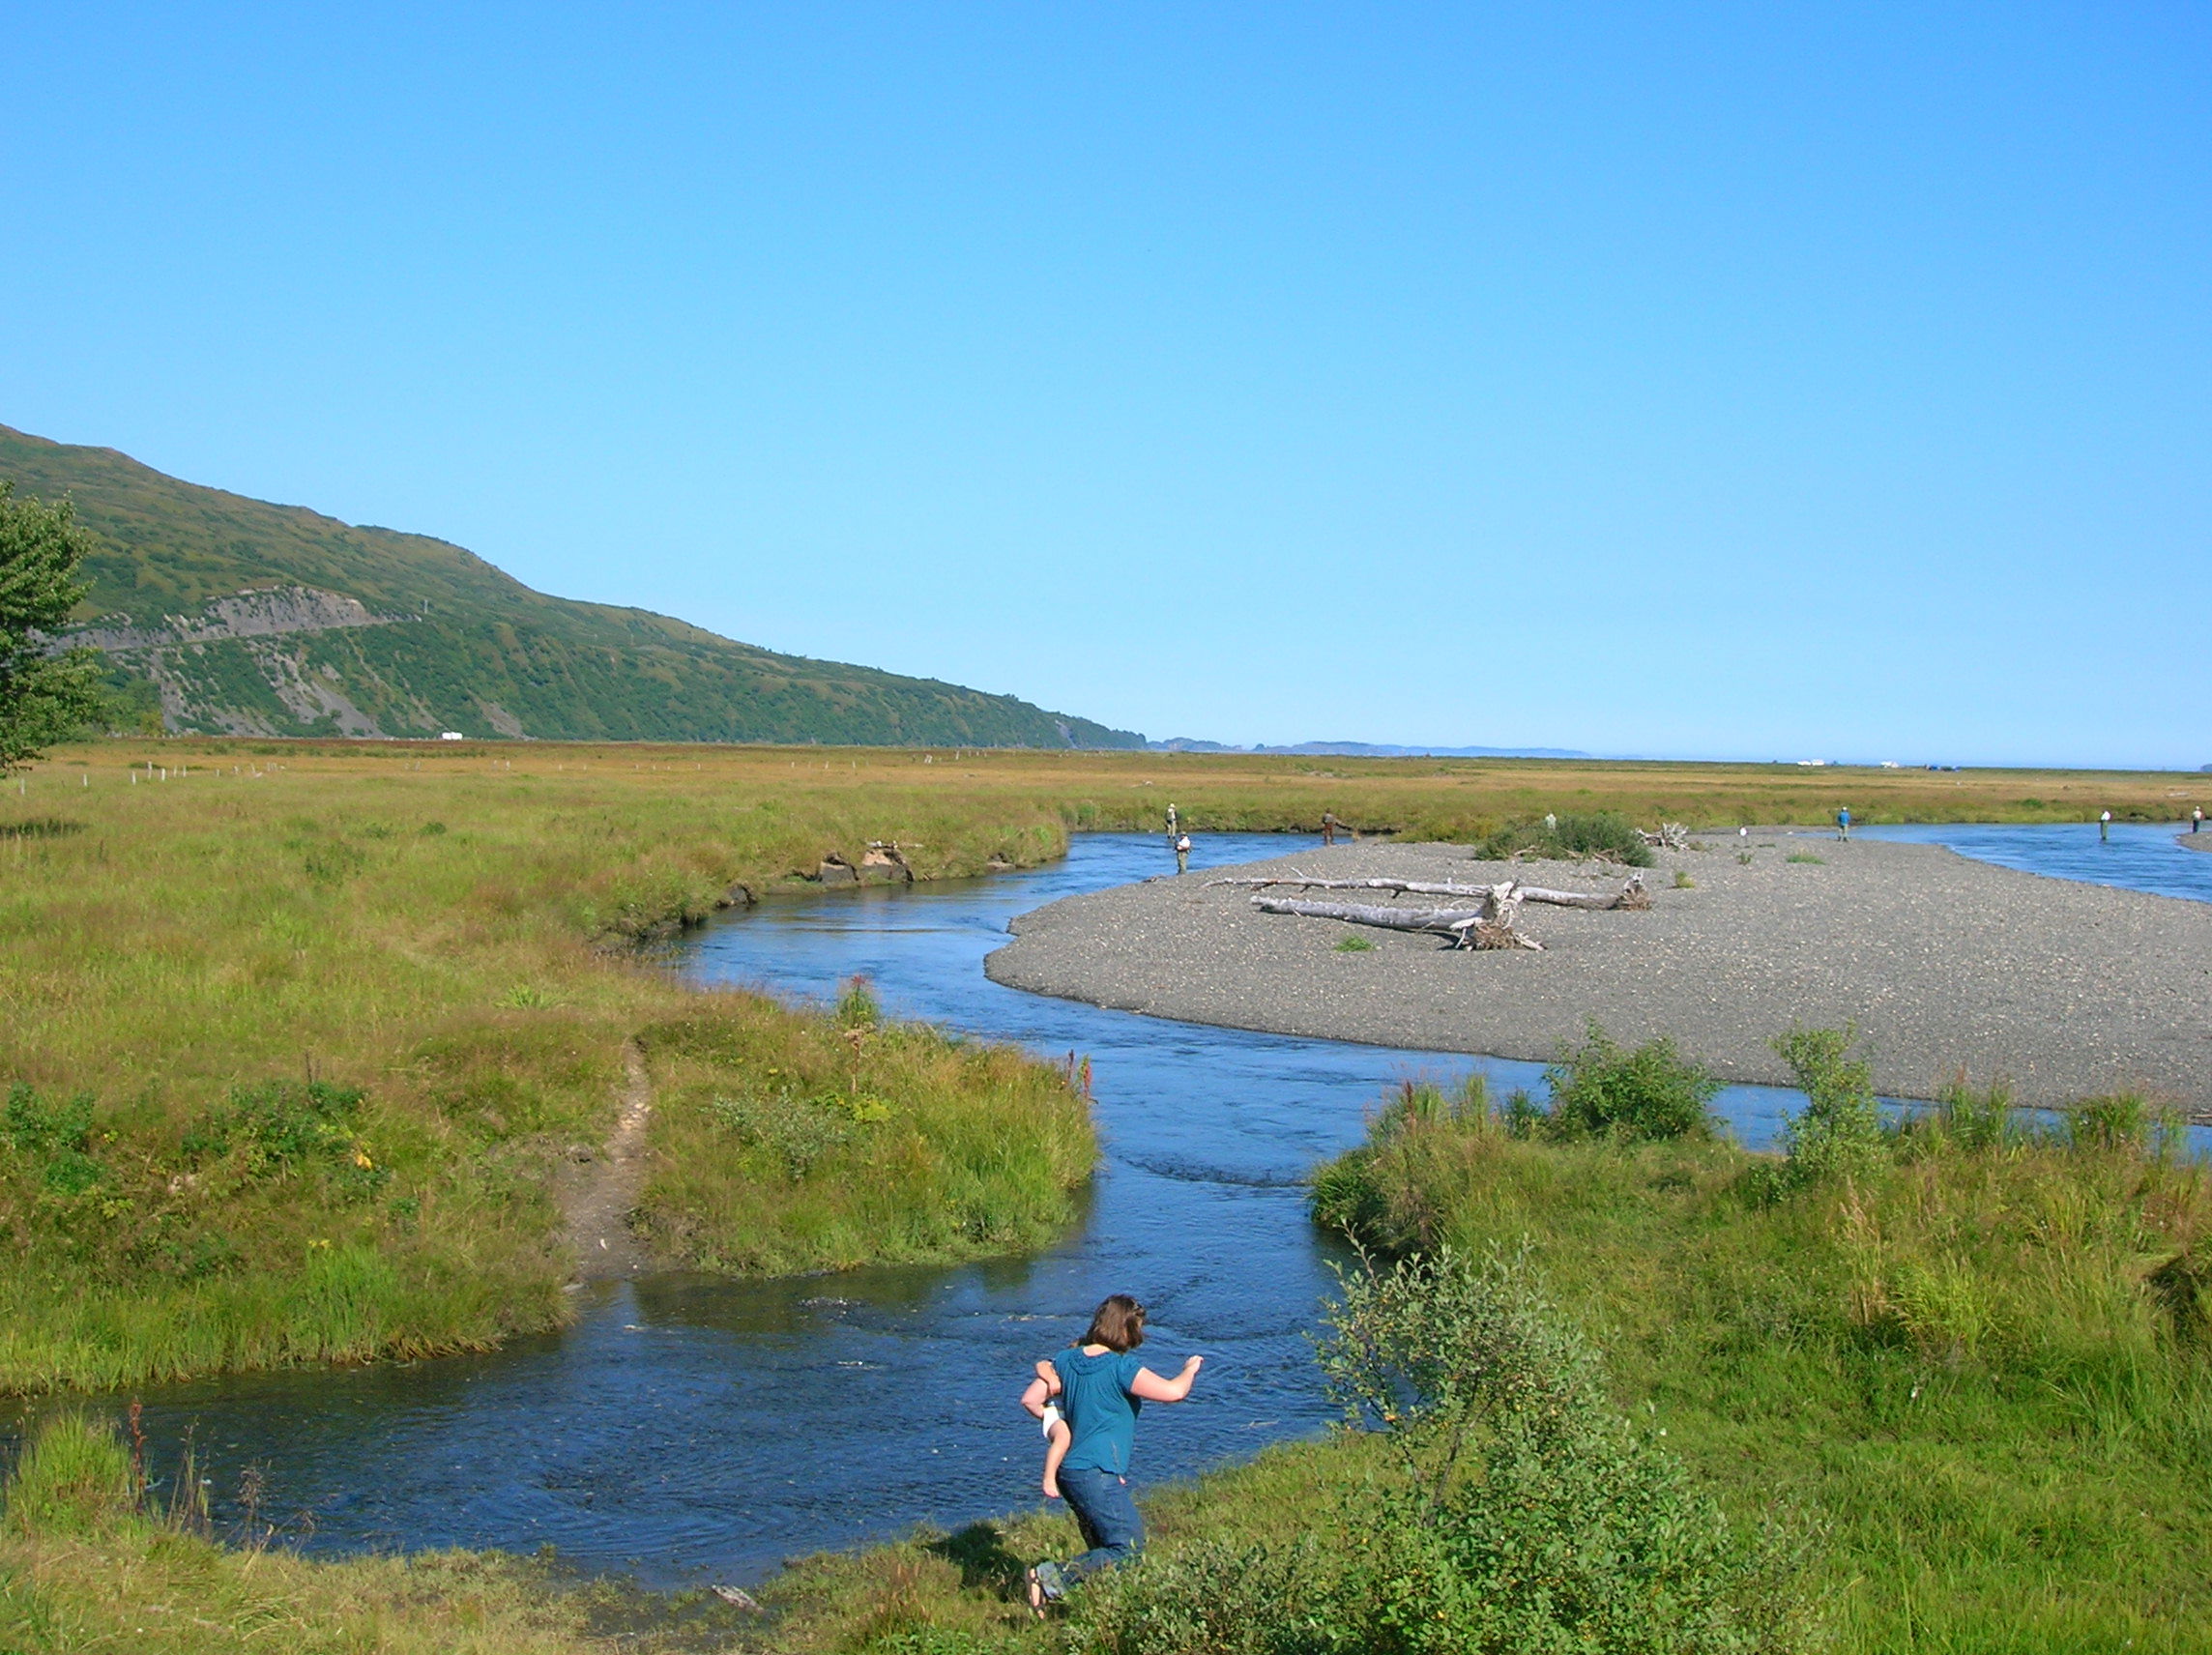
left=1541, top=1023, right=1718, bottom=1142
left=837, top=973, right=882, bottom=1030
left=1077, top=1536, right=1336, bottom=1655
left=2, top=1085, right=108, bottom=1198
left=1771, top=1025, right=1882, bottom=1185
left=183, top=1079, right=367, bottom=1176
left=1479, top=811, right=1654, bottom=868
left=1, top=1084, right=95, bottom=1159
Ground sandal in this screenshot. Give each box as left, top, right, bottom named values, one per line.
left=1026, top=1565, right=1050, bottom=1618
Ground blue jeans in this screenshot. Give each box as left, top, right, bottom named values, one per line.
left=1050, top=1465, right=1144, bottom=1590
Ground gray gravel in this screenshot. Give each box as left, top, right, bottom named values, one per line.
left=986, top=836, right=2212, bottom=1114
left=2182, top=833, right=2212, bottom=855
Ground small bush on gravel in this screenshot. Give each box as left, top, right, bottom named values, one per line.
left=1479, top=811, right=1654, bottom=867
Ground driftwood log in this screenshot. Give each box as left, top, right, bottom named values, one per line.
left=1217, top=872, right=1646, bottom=911
left=1250, top=891, right=1544, bottom=950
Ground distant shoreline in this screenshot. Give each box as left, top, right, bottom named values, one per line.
left=987, top=837, right=2212, bottom=1115
left=2182, top=832, right=2212, bottom=854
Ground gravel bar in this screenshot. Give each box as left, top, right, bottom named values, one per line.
left=986, top=837, right=2212, bottom=1115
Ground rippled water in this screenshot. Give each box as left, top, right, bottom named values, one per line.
left=9, top=825, right=2203, bottom=1585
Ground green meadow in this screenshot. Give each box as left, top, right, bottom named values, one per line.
left=3, top=739, right=2207, bottom=1651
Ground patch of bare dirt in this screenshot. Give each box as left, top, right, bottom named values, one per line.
left=561, top=1039, right=655, bottom=1281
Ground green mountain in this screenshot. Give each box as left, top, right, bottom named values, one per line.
left=2, top=423, right=1143, bottom=748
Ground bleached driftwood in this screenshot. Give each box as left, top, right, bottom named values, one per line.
left=1250, top=891, right=1544, bottom=950
left=1640, top=823, right=1691, bottom=851
left=1218, top=872, right=1646, bottom=911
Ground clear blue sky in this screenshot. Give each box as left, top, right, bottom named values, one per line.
left=4, top=4, right=2206, bottom=767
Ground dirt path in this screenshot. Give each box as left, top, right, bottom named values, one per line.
left=562, top=1039, right=655, bottom=1281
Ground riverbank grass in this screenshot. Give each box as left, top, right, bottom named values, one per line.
left=1307, top=1042, right=2212, bottom=1652
left=635, top=984, right=1094, bottom=1273
left=0, top=1414, right=762, bottom=1653
left=0, top=744, right=1100, bottom=1394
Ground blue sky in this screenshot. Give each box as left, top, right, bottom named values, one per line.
left=3, top=4, right=2206, bottom=767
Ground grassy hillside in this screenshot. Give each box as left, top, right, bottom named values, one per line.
left=0, top=423, right=1142, bottom=748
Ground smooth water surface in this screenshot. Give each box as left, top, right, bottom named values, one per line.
left=12, top=826, right=2198, bottom=1585
left=1855, top=819, right=2212, bottom=904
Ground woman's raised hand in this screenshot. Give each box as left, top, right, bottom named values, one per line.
left=1132, top=1353, right=1205, bottom=1403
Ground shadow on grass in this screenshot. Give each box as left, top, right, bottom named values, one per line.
left=0, top=817, right=84, bottom=839
left=927, top=1522, right=1029, bottom=1600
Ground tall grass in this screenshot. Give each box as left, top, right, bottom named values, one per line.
left=635, top=989, right=1094, bottom=1273
left=1305, top=1037, right=2212, bottom=1652
left=0, top=742, right=1120, bottom=1394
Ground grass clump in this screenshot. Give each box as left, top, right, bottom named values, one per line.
left=632, top=991, right=1094, bottom=1274
left=1479, top=810, right=1654, bottom=867
left=1333, top=934, right=1375, bottom=952
left=1786, top=851, right=1824, bottom=864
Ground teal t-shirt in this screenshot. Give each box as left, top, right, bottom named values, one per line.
left=1052, top=1348, right=1148, bottom=1474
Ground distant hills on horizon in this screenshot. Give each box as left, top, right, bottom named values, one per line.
left=2, top=421, right=1643, bottom=761
left=1147, top=738, right=1593, bottom=760
left=3, top=423, right=1145, bottom=749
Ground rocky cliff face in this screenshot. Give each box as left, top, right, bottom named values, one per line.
left=67, top=585, right=404, bottom=653
left=61, top=586, right=428, bottom=738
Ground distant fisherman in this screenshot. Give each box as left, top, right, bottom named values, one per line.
left=2101, top=809, right=2111, bottom=843
left=1321, top=811, right=1345, bottom=845
left=1174, top=833, right=1191, bottom=876
left=1836, top=806, right=1849, bottom=841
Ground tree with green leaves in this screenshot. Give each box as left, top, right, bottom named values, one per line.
left=0, top=481, right=105, bottom=768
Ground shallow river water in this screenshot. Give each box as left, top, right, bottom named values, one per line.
left=13, top=825, right=2209, bottom=1585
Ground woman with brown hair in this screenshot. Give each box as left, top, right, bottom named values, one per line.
left=1019, top=1292, right=1205, bottom=1612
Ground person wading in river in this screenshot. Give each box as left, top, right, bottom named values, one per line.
left=1021, top=1293, right=1204, bottom=1614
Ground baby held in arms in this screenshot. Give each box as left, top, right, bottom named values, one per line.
left=1032, top=1358, right=1071, bottom=1496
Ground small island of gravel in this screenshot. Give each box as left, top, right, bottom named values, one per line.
left=986, top=836, right=2212, bottom=1114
